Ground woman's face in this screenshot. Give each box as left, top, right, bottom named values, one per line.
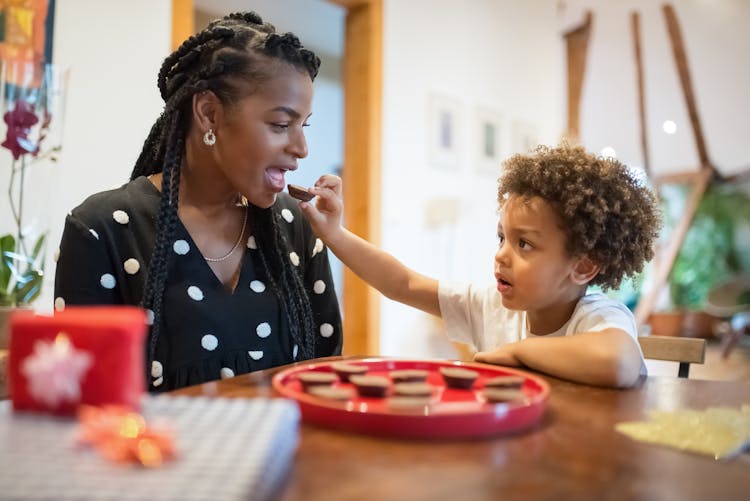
left=212, top=63, right=314, bottom=208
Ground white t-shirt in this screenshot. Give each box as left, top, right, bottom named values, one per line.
left=438, top=282, right=646, bottom=373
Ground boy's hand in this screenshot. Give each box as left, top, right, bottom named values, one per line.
left=473, top=343, right=523, bottom=367
left=298, top=174, right=344, bottom=243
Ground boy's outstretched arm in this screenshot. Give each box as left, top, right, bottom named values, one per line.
left=474, top=328, right=643, bottom=388
left=299, top=175, right=441, bottom=317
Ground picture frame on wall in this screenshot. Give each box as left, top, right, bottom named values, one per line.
left=427, top=93, right=462, bottom=169
left=475, top=107, right=504, bottom=175
left=511, top=119, right=539, bottom=155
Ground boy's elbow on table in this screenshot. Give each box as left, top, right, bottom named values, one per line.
left=610, top=353, right=642, bottom=388
left=598, top=333, right=643, bottom=388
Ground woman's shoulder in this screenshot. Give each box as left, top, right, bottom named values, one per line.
left=69, top=176, right=159, bottom=223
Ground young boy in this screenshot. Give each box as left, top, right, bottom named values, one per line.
left=299, top=144, right=662, bottom=388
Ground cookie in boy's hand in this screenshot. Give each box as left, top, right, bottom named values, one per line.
left=287, top=184, right=315, bottom=202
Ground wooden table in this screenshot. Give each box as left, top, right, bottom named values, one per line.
left=172, top=358, right=750, bottom=501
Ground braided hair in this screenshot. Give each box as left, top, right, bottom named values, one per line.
left=130, top=12, right=321, bottom=388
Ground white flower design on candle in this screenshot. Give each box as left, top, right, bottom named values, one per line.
left=21, top=333, right=93, bottom=408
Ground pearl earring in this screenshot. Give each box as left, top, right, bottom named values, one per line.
left=203, top=128, right=216, bottom=146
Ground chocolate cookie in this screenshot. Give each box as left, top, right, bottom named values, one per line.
left=288, top=184, right=314, bottom=202
left=297, top=371, right=338, bottom=391
left=439, top=367, right=479, bottom=389
left=350, top=375, right=390, bottom=397
left=483, top=375, right=525, bottom=389
left=389, top=369, right=429, bottom=383
left=308, top=385, right=354, bottom=401
left=482, top=388, right=526, bottom=403
left=331, top=362, right=368, bottom=382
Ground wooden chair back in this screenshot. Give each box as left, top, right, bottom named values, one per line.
left=637, top=335, right=706, bottom=378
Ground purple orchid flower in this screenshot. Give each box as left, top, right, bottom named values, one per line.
left=2, top=101, right=40, bottom=160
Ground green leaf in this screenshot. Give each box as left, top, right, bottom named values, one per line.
left=31, top=232, right=47, bottom=261
left=15, top=269, right=44, bottom=305
left=0, top=234, right=16, bottom=295
left=21, top=233, right=47, bottom=278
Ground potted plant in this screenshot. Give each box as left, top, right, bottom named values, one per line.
left=1, top=62, right=64, bottom=348
left=650, top=179, right=750, bottom=337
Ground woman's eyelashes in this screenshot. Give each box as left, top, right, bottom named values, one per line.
left=270, top=121, right=311, bottom=132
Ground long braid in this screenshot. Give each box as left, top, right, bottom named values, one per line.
left=133, top=11, right=322, bottom=389
left=131, top=113, right=165, bottom=180
left=144, top=128, right=185, bottom=377
left=251, top=207, right=317, bottom=360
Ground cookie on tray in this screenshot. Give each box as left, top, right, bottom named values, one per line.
left=308, top=385, right=354, bottom=401
left=482, top=388, right=526, bottom=403
left=389, top=369, right=429, bottom=383
left=483, top=375, right=525, bottom=389
left=350, top=375, right=390, bottom=397
left=439, top=367, right=479, bottom=389
left=331, top=362, right=368, bottom=382
left=392, top=382, right=433, bottom=397
left=297, top=371, right=338, bottom=391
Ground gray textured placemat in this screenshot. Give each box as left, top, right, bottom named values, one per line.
left=0, top=395, right=300, bottom=500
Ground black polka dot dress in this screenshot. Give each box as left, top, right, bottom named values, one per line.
left=54, top=176, right=343, bottom=391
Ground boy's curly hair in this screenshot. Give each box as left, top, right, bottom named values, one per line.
left=498, top=144, right=662, bottom=291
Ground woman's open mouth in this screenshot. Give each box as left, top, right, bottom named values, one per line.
left=265, top=167, right=287, bottom=192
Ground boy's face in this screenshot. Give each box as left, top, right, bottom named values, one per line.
left=494, top=195, right=588, bottom=318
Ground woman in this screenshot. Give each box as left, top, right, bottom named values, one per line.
left=54, top=12, right=342, bottom=391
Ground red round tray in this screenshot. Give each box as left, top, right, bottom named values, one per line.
left=272, top=358, right=549, bottom=439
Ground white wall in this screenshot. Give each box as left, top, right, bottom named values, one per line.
left=37, top=0, right=172, bottom=309
left=379, top=0, right=564, bottom=357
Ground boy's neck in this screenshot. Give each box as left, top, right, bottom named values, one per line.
left=525, top=291, right=586, bottom=335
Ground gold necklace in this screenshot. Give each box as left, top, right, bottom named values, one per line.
left=204, top=206, right=249, bottom=262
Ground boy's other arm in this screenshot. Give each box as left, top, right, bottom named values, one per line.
left=300, top=175, right=440, bottom=317
left=474, top=328, right=642, bottom=388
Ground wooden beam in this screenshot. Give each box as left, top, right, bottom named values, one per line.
left=338, top=0, right=382, bottom=356
left=563, top=11, right=593, bottom=142
left=631, top=11, right=651, bottom=176
left=172, top=0, right=194, bottom=51
left=634, top=168, right=712, bottom=326
left=654, top=169, right=709, bottom=185
left=663, top=4, right=712, bottom=170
